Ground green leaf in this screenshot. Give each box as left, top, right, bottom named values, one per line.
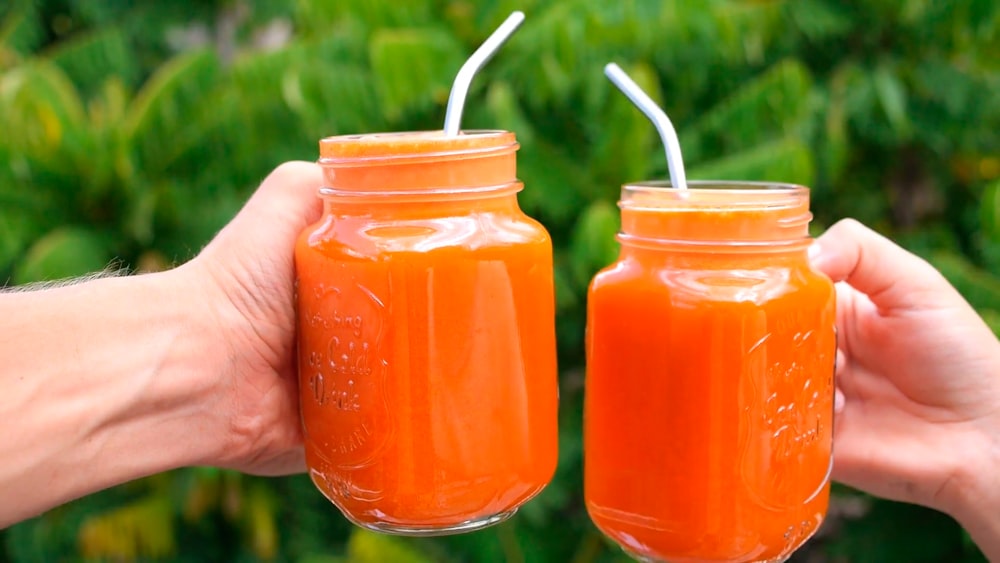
left=44, top=26, right=138, bottom=98
left=493, top=0, right=588, bottom=112
left=0, top=0, right=44, bottom=61
left=681, top=58, right=815, bottom=162
left=822, top=63, right=853, bottom=185
left=553, top=263, right=579, bottom=312
left=292, top=0, right=347, bottom=37
left=368, top=27, right=465, bottom=122
left=346, top=529, right=435, bottom=563
left=298, top=556, right=348, bottom=563
left=142, top=46, right=314, bottom=192
left=966, top=0, right=1000, bottom=36
left=0, top=61, right=88, bottom=170
left=244, top=483, right=279, bottom=560
left=123, top=49, right=221, bottom=175
left=590, top=60, right=659, bottom=186
left=872, top=63, right=910, bottom=138
left=0, top=211, right=41, bottom=277
left=688, top=137, right=816, bottom=186
left=979, top=179, right=1000, bottom=243
left=484, top=80, right=536, bottom=145
left=157, top=181, right=247, bottom=262
left=285, top=60, right=382, bottom=136
left=784, top=0, right=853, bottom=41
left=899, top=0, right=934, bottom=25
left=295, top=0, right=435, bottom=35
left=13, top=227, right=113, bottom=284
left=929, top=252, right=1000, bottom=313
left=517, top=141, right=592, bottom=226
left=708, top=1, right=786, bottom=66
left=78, top=496, right=175, bottom=561
left=980, top=309, right=1000, bottom=339
left=569, top=200, right=620, bottom=289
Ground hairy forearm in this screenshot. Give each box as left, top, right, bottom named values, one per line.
left=0, top=270, right=223, bottom=527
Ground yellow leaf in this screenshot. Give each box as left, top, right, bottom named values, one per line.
left=78, top=496, right=175, bottom=560
left=347, top=529, right=435, bottom=563
left=247, top=483, right=279, bottom=560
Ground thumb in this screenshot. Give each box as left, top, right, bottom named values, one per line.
left=809, top=218, right=958, bottom=312
left=233, top=161, right=324, bottom=239
left=205, top=161, right=324, bottom=257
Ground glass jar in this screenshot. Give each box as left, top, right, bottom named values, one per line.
left=584, top=182, right=836, bottom=563
left=295, top=130, right=559, bottom=536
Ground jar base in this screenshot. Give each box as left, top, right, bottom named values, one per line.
left=344, top=508, right=517, bottom=537
left=621, top=546, right=791, bottom=563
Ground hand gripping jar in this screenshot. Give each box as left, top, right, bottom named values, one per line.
left=295, top=130, right=559, bottom=536
left=584, top=182, right=836, bottom=563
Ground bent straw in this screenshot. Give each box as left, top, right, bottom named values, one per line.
left=443, top=11, right=525, bottom=137
left=604, top=63, right=688, bottom=190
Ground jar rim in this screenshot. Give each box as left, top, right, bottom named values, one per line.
left=319, top=129, right=517, bottom=166
left=624, top=180, right=808, bottom=192
left=618, top=180, right=813, bottom=247
left=621, top=181, right=809, bottom=211
left=317, top=182, right=523, bottom=201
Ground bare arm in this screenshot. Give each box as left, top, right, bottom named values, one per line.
left=0, top=271, right=224, bottom=527
left=0, top=161, right=323, bottom=528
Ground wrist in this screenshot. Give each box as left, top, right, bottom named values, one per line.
left=130, top=265, right=236, bottom=468
left=175, top=255, right=305, bottom=476
left=946, top=423, right=1000, bottom=561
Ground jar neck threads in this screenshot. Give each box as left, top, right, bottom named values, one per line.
left=618, top=182, right=812, bottom=251
left=318, top=130, right=518, bottom=194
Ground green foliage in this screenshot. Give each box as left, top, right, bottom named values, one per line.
left=569, top=201, right=620, bottom=289
left=77, top=496, right=175, bottom=560
left=369, top=27, right=465, bottom=121
left=14, top=227, right=113, bottom=284
left=2, top=0, right=998, bottom=561
left=826, top=501, right=987, bottom=563
left=345, top=530, right=435, bottom=563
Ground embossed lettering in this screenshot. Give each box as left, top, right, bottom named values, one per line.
left=310, top=372, right=326, bottom=406
left=301, top=281, right=389, bottom=469
left=329, top=378, right=361, bottom=412
left=333, top=421, right=374, bottom=454
left=329, top=311, right=364, bottom=337
left=328, top=336, right=372, bottom=377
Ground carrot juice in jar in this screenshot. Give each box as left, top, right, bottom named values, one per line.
left=295, top=130, right=558, bottom=536
left=584, top=182, right=836, bottom=563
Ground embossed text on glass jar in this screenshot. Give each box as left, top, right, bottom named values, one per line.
left=584, top=182, right=837, bottom=563
left=295, top=130, right=559, bottom=536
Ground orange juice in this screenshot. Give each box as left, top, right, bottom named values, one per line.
left=295, top=130, right=558, bottom=535
left=585, top=182, right=836, bottom=562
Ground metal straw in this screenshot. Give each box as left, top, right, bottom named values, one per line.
left=604, top=63, right=688, bottom=190
left=443, top=11, right=525, bottom=137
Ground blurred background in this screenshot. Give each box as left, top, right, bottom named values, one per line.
left=1, top=0, right=998, bottom=561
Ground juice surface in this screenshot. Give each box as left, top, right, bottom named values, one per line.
left=296, top=131, right=558, bottom=530
left=585, top=197, right=835, bottom=562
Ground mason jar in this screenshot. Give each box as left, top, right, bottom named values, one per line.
left=585, top=181, right=836, bottom=563
left=295, top=130, right=559, bottom=536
